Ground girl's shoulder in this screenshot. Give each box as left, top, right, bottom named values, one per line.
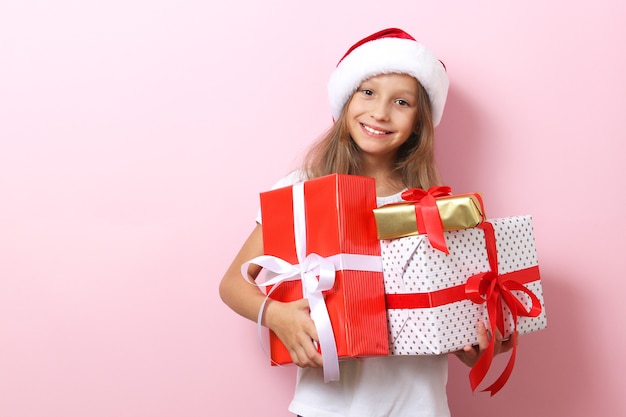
left=268, top=169, right=308, bottom=190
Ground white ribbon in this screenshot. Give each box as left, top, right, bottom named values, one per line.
left=241, top=181, right=382, bottom=382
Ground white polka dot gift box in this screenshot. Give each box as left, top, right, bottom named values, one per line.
left=382, top=215, right=547, bottom=358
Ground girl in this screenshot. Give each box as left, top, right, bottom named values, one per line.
left=219, top=28, right=513, bottom=417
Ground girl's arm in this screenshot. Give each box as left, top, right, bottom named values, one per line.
left=219, top=224, right=324, bottom=368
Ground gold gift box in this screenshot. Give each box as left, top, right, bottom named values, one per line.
left=373, top=193, right=486, bottom=240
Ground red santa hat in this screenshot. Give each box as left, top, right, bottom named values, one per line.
left=328, top=28, right=449, bottom=127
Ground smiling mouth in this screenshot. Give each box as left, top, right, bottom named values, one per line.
left=361, top=123, right=391, bottom=135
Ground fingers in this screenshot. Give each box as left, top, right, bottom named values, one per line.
left=270, top=299, right=323, bottom=368
left=476, top=320, right=490, bottom=351
left=289, top=342, right=323, bottom=368
left=453, top=343, right=480, bottom=367
left=499, top=331, right=518, bottom=354
left=453, top=322, right=520, bottom=368
left=289, top=324, right=323, bottom=368
left=480, top=323, right=518, bottom=355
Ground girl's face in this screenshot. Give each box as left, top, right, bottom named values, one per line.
left=345, top=73, right=420, bottom=164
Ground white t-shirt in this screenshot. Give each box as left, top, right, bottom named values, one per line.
left=258, top=171, right=450, bottom=417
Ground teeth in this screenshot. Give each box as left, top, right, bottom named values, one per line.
left=363, top=124, right=388, bottom=135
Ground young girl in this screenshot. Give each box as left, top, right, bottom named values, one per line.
left=219, top=28, right=513, bottom=417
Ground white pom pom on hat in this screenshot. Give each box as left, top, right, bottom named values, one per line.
left=328, top=28, right=449, bottom=127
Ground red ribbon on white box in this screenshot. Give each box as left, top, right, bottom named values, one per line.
left=241, top=181, right=382, bottom=382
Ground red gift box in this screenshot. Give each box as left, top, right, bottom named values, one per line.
left=257, top=174, right=389, bottom=379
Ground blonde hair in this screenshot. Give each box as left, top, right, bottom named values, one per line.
left=303, top=80, right=441, bottom=189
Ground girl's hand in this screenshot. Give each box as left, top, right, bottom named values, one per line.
left=264, top=299, right=323, bottom=368
left=453, top=321, right=517, bottom=367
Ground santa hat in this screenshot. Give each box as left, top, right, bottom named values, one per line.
left=328, top=28, right=449, bottom=127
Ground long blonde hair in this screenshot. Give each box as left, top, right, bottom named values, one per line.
left=303, top=79, right=441, bottom=189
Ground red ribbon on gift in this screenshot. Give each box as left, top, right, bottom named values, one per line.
left=384, top=266, right=539, bottom=310
left=466, top=222, right=543, bottom=396
left=401, top=186, right=452, bottom=253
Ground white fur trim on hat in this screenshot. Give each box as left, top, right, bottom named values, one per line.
left=328, top=32, right=449, bottom=127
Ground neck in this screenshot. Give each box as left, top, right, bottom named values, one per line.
left=360, top=159, right=405, bottom=197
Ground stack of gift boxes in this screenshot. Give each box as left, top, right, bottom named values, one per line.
left=245, top=173, right=547, bottom=393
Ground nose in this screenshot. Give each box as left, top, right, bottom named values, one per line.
left=370, top=100, right=390, bottom=121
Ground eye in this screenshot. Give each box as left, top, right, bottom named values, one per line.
left=360, top=88, right=374, bottom=96
left=395, top=99, right=410, bottom=106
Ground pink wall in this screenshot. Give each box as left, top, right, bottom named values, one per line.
left=1, top=1, right=624, bottom=416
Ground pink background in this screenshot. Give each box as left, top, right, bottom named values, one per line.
left=1, top=1, right=624, bottom=416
